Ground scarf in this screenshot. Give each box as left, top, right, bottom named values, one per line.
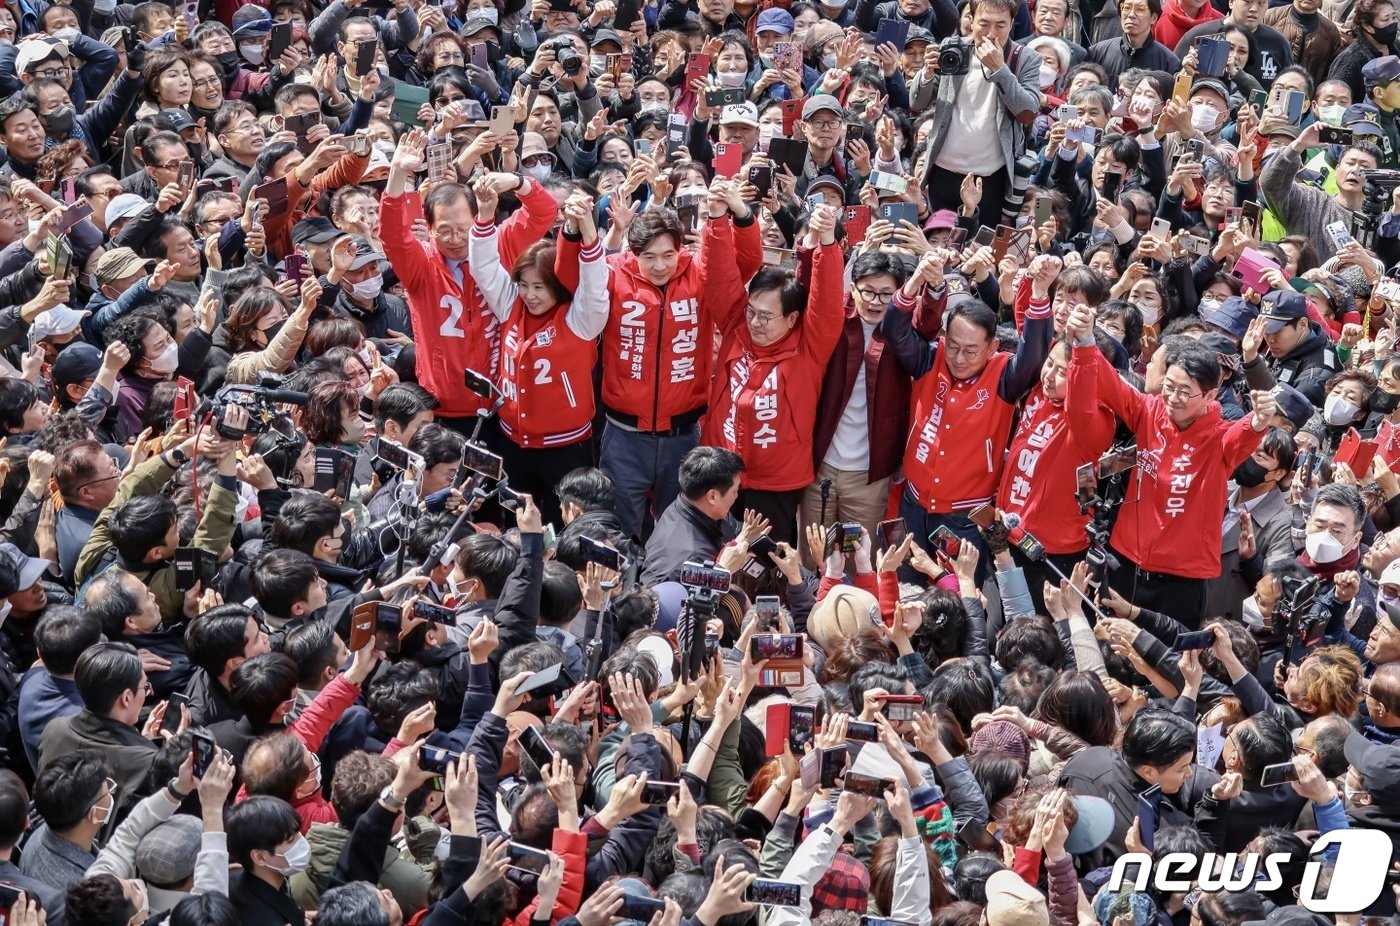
left=1296, top=545, right=1360, bottom=580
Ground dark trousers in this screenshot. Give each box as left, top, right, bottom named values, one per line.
left=493, top=438, right=595, bottom=528
left=897, top=488, right=991, bottom=587
left=598, top=421, right=699, bottom=542
left=927, top=164, right=1013, bottom=225
left=736, top=489, right=803, bottom=546
left=1107, top=545, right=1207, bottom=629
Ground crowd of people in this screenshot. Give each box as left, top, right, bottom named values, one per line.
left=1, top=0, right=1400, bottom=924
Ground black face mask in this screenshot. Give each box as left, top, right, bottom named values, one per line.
left=1233, top=457, right=1270, bottom=488
left=1375, top=389, right=1400, bottom=415
left=1375, top=22, right=1399, bottom=46
left=216, top=51, right=241, bottom=79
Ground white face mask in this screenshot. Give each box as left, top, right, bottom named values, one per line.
left=473, top=5, right=499, bottom=23
left=267, top=834, right=312, bottom=875
left=356, top=381, right=372, bottom=398
left=240, top=43, right=266, bottom=66
left=1190, top=103, right=1221, bottom=134
left=1324, top=393, right=1359, bottom=426
left=357, top=345, right=374, bottom=366
left=716, top=70, right=747, bottom=87
left=351, top=277, right=384, bottom=301
left=1318, top=103, right=1346, bottom=126
left=640, top=101, right=669, bottom=116
left=1136, top=301, right=1161, bottom=326
left=590, top=54, right=608, bottom=73
left=148, top=342, right=179, bottom=375
left=51, top=26, right=80, bottom=42
left=1305, top=530, right=1347, bottom=564
left=525, top=162, right=553, bottom=180
left=1198, top=297, right=1222, bottom=314
left=1039, top=68, right=1057, bottom=89
left=822, top=53, right=837, bottom=69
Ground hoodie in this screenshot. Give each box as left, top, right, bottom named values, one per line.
left=1154, top=0, right=1223, bottom=51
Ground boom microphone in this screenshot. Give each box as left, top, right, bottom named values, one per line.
left=1000, top=513, right=1046, bottom=563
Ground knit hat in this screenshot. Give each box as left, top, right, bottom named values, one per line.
left=807, top=584, right=879, bottom=652
left=810, top=848, right=870, bottom=914
left=970, top=720, right=1031, bottom=770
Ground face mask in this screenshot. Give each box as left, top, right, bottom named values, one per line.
left=1343, top=782, right=1359, bottom=803
left=1374, top=22, right=1399, bottom=45
left=356, top=380, right=373, bottom=398
left=822, top=53, right=837, bottom=69
left=261, top=318, right=287, bottom=345
left=1198, top=297, right=1222, bottom=314
left=1324, top=393, right=1359, bottom=426
left=1039, top=68, right=1057, bottom=89
left=240, top=43, right=265, bottom=66
left=216, top=51, right=241, bottom=77
left=823, top=0, right=848, bottom=7
left=717, top=70, right=747, bottom=87
left=357, top=345, right=374, bottom=367
left=474, top=5, right=499, bottom=23
left=90, top=797, right=112, bottom=825
left=1305, top=529, right=1347, bottom=564
left=525, top=162, right=552, bottom=180
left=1136, top=302, right=1161, bottom=326
left=42, top=106, right=75, bottom=136
left=51, top=26, right=79, bottom=42
left=640, top=101, right=669, bottom=116
left=1318, top=103, right=1346, bottom=126
left=590, top=54, right=608, bottom=73
left=267, top=834, right=312, bottom=875
left=1232, top=457, right=1269, bottom=488
left=148, top=343, right=179, bottom=375
left=759, top=52, right=775, bottom=68
left=351, top=277, right=384, bottom=300
left=1190, top=103, right=1221, bottom=134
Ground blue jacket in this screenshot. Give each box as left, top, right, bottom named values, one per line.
left=16, top=668, right=81, bottom=773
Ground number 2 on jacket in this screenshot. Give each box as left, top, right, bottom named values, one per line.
left=439, top=295, right=465, bottom=338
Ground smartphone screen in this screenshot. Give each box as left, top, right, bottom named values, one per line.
left=162, top=693, right=190, bottom=735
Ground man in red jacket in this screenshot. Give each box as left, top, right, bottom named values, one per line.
left=380, top=128, right=559, bottom=429
left=1064, top=304, right=1277, bottom=627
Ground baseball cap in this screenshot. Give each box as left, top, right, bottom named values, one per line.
left=16, top=40, right=69, bottom=74
left=720, top=101, right=759, bottom=126
left=1346, top=733, right=1400, bottom=810
left=589, top=28, right=624, bottom=48
left=985, top=871, right=1049, bottom=926
left=807, top=175, right=845, bottom=199
left=925, top=208, right=958, bottom=231
left=1344, top=102, right=1385, bottom=137
left=348, top=235, right=387, bottom=272
left=104, top=193, right=148, bottom=229
left=51, top=342, right=104, bottom=391
left=94, top=247, right=153, bottom=286
left=156, top=107, right=197, bottom=132
left=906, top=25, right=935, bottom=46
left=755, top=8, right=795, bottom=33
left=1198, top=330, right=1241, bottom=360
left=461, top=15, right=498, bottom=36
left=1065, top=795, right=1114, bottom=855
left=291, top=216, right=340, bottom=246
left=1260, top=289, right=1308, bottom=334
left=28, top=306, right=89, bottom=347
left=1364, top=54, right=1400, bottom=89
left=0, top=543, right=48, bottom=592
left=135, top=816, right=203, bottom=887
left=801, top=94, right=844, bottom=120
left=1189, top=76, right=1230, bottom=105
left=1202, top=295, right=1257, bottom=341
left=1379, top=558, right=1400, bottom=595
left=231, top=3, right=272, bottom=36
left=1272, top=384, right=1314, bottom=434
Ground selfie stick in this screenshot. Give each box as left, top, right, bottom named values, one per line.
left=819, top=477, right=832, bottom=528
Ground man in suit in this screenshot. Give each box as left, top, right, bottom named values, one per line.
left=911, top=0, right=1042, bottom=226
left=1204, top=428, right=1298, bottom=621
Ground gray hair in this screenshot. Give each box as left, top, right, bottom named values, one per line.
left=317, top=883, right=390, bottom=926
left=1026, top=36, right=1071, bottom=74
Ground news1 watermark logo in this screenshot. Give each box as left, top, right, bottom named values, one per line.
left=1107, top=830, right=1395, bottom=913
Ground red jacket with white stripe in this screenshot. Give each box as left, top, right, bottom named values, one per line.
left=883, top=289, right=1055, bottom=514
left=380, top=180, right=558, bottom=418
left=1066, top=342, right=1266, bottom=578
left=468, top=223, right=608, bottom=448
left=700, top=228, right=846, bottom=491
left=997, top=381, right=1117, bottom=554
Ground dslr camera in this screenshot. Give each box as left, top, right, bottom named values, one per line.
left=937, top=37, right=972, bottom=76
left=543, top=36, right=582, bottom=76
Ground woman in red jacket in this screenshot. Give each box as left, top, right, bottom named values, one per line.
left=701, top=200, right=846, bottom=544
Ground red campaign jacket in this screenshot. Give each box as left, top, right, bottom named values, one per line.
left=380, top=181, right=559, bottom=418
left=600, top=216, right=755, bottom=431
left=1067, top=343, right=1265, bottom=578
left=997, top=383, right=1117, bottom=555
left=509, top=829, right=586, bottom=926
left=701, top=229, right=846, bottom=491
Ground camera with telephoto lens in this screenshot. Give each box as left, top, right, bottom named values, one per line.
left=544, top=36, right=582, bottom=76
left=204, top=375, right=309, bottom=439
left=937, top=37, right=971, bottom=76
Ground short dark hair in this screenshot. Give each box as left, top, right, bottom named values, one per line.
left=84, top=571, right=145, bottom=640
left=373, top=383, right=439, bottom=430
left=555, top=467, right=614, bottom=513
left=66, top=874, right=135, bottom=926
left=75, top=641, right=144, bottom=715
left=35, top=750, right=109, bottom=831
left=283, top=621, right=343, bottom=687
left=34, top=606, right=102, bottom=676
left=226, top=795, right=301, bottom=869
left=994, top=616, right=1062, bottom=672
left=627, top=207, right=684, bottom=254
left=229, top=654, right=300, bottom=724
left=747, top=267, right=808, bottom=318
left=109, top=495, right=177, bottom=563
left=329, top=750, right=395, bottom=828
left=849, top=250, right=910, bottom=286
left=1056, top=266, right=1109, bottom=307
left=185, top=605, right=256, bottom=677
left=251, top=549, right=320, bottom=618
left=1231, top=713, right=1292, bottom=781
left=366, top=662, right=439, bottom=737
left=270, top=493, right=343, bottom=554
left=1170, top=341, right=1223, bottom=392
left=318, top=882, right=391, bottom=926
left=0, top=771, right=29, bottom=850
left=678, top=446, right=744, bottom=500
left=1121, top=709, right=1196, bottom=771
left=0, top=379, right=38, bottom=435
left=1311, top=483, right=1366, bottom=532
left=540, top=560, right=583, bottom=628
left=928, top=659, right=996, bottom=734
left=408, top=423, right=466, bottom=470
left=947, top=301, right=999, bottom=342
left=454, top=533, right=519, bottom=598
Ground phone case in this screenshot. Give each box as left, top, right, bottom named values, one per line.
left=714, top=142, right=741, bottom=179
left=1335, top=427, right=1379, bottom=477
left=1229, top=247, right=1280, bottom=294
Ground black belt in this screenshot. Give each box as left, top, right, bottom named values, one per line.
left=604, top=406, right=705, bottom=436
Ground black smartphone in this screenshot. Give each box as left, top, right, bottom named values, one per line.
left=355, top=38, right=376, bottom=78
left=410, top=599, right=457, bottom=626
left=876, top=518, right=906, bottom=548
left=580, top=537, right=622, bottom=572
left=1137, top=784, right=1161, bottom=851
left=520, top=724, right=555, bottom=769
left=955, top=819, right=1000, bottom=852
left=1173, top=630, right=1215, bottom=651
left=313, top=447, right=354, bottom=499
left=755, top=595, right=782, bottom=631
left=745, top=880, right=801, bottom=906
left=162, top=692, right=191, bottom=735
left=0, top=883, right=22, bottom=919
left=1100, top=168, right=1123, bottom=203
left=748, top=534, right=777, bottom=567
left=174, top=547, right=218, bottom=592
left=192, top=731, right=217, bottom=778
left=515, top=662, right=575, bottom=699
left=619, top=896, right=666, bottom=920
left=1260, top=761, right=1299, bottom=787
left=846, top=720, right=879, bottom=742
left=748, top=165, right=773, bottom=197
left=461, top=441, right=504, bottom=481
left=418, top=743, right=464, bottom=774
left=496, top=482, right=522, bottom=511
left=1318, top=125, right=1354, bottom=146
left=268, top=21, right=293, bottom=61
left=842, top=772, right=891, bottom=797
left=641, top=780, right=682, bottom=805
left=508, top=842, right=550, bottom=861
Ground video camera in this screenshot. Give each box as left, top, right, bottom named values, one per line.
left=1275, top=574, right=1324, bottom=665
left=202, top=375, right=309, bottom=439
left=676, top=561, right=730, bottom=685
left=1354, top=170, right=1400, bottom=248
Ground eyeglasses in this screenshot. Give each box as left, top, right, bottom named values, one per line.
left=75, top=473, right=120, bottom=492
left=522, top=154, right=556, bottom=167
left=1160, top=384, right=1202, bottom=400
left=807, top=118, right=842, bottom=130
left=1118, top=2, right=1151, bottom=12
left=192, top=76, right=222, bottom=90
left=746, top=304, right=781, bottom=325
left=33, top=66, right=71, bottom=80
left=154, top=158, right=192, bottom=170
left=944, top=343, right=987, bottom=360
left=436, top=53, right=466, bottom=64
left=855, top=287, right=896, bottom=302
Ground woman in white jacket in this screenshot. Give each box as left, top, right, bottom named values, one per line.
left=467, top=179, right=608, bottom=522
